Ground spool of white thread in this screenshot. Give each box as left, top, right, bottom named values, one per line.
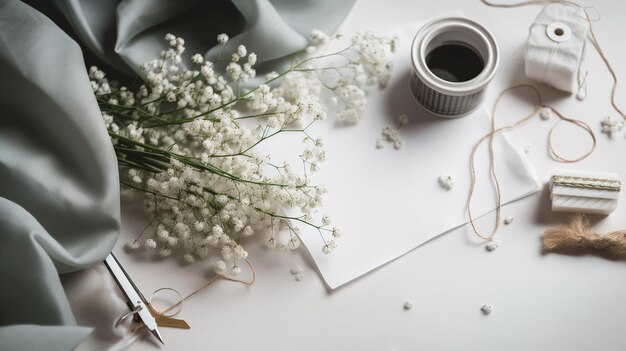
left=525, top=3, right=590, bottom=94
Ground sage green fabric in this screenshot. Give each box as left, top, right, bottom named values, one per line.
left=44, top=0, right=356, bottom=81
left=0, top=0, right=120, bottom=349
left=0, top=0, right=354, bottom=349
left=0, top=325, right=92, bottom=351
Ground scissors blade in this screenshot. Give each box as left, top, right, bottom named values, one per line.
left=150, top=327, right=164, bottom=344
left=104, top=253, right=164, bottom=344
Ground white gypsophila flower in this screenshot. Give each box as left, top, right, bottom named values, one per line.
left=191, top=54, right=204, bottom=64
left=485, top=241, right=499, bottom=252
left=248, top=53, right=257, bottom=65
left=601, top=116, right=624, bottom=135
left=226, top=62, right=242, bottom=81
left=159, top=247, right=172, bottom=257
left=221, top=245, right=233, bottom=260
left=183, top=253, right=195, bottom=263
left=322, top=240, right=337, bottom=254
left=266, top=71, right=279, bottom=81
left=145, top=239, right=157, bottom=249
left=380, top=125, right=402, bottom=149
left=269, top=30, right=395, bottom=125
left=237, top=45, right=247, bottom=57
left=157, top=227, right=169, bottom=241
left=539, top=107, right=552, bottom=120
left=166, top=91, right=177, bottom=102
left=503, top=216, right=514, bottom=225
left=242, top=226, right=254, bottom=237
left=126, top=239, right=140, bottom=250
left=265, top=234, right=277, bottom=249
left=322, top=214, right=331, bottom=225
left=287, top=236, right=301, bottom=250
left=217, top=33, right=229, bottom=45
left=310, top=29, right=330, bottom=46
left=332, top=226, right=342, bottom=238
left=335, top=85, right=367, bottom=124
left=93, top=31, right=395, bottom=266
left=214, top=260, right=227, bottom=275
left=349, top=31, right=395, bottom=87
left=398, top=114, right=410, bottom=126
left=290, top=265, right=304, bottom=281
left=167, top=236, right=178, bottom=247
left=272, top=71, right=322, bottom=104
left=438, top=174, right=455, bottom=190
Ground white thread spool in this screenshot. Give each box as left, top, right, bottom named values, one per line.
left=410, top=16, right=499, bottom=118
left=524, top=3, right=590, bottom=94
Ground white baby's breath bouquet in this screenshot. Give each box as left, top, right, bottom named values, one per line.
left=91, top=30, right=395, bottom=275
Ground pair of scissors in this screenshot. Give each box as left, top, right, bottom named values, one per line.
left=104, top=253, right=190, bottom=344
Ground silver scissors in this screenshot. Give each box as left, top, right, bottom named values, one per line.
left=104, top=253, right=165, bottom=344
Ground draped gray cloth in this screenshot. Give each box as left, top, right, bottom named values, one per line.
left=39, top=0, right=356, bottom=79
left=0, top=0, right=354, bottom=349
left=0, top=0, right=120, bottom=350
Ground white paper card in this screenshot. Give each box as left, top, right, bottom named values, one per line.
left=290, top=22, right=540, bottom=289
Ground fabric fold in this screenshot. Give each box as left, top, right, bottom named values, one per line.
left=0, top=0, right=120, bottom=347
left=0, top=325, right=92, bottom=351
left=31, top=0, right=356, bottom=79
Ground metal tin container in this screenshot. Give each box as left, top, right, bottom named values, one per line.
left=410, top=16, right=499, bottom=118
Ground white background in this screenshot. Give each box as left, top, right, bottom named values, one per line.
left=67, top=0, right=626, bottom=350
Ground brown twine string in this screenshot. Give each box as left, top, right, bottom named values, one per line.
left=467, top=0, right=624, bottom=240
left=127, top=259, right=256, bottom=335
left=467, top=85, right=596, bottom=240
left=157, top=259, right=257, bottom=317
left=542, top=214, right=626, bottom=259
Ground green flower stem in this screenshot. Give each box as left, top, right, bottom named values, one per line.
left=110, top=131, right=314, bottom=189
left=234, top=111, right=288, bottom=121
left=97, top=98, right=170, bottom=124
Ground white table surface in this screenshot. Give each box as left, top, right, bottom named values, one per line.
left=66, top=1, right=626, bottom=350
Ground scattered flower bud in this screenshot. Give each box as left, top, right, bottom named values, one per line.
left=398, top=114, right=410, bottom=126
left=503, top=216, right=514, bottom=225
left=438, top=174, right=455, bottom=190
left=601, top=116, right=624, bottom=135
left=539, top=107, right=552, bottom=120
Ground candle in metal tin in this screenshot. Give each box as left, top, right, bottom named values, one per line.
left=410, top=16, right=499, bottom=118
